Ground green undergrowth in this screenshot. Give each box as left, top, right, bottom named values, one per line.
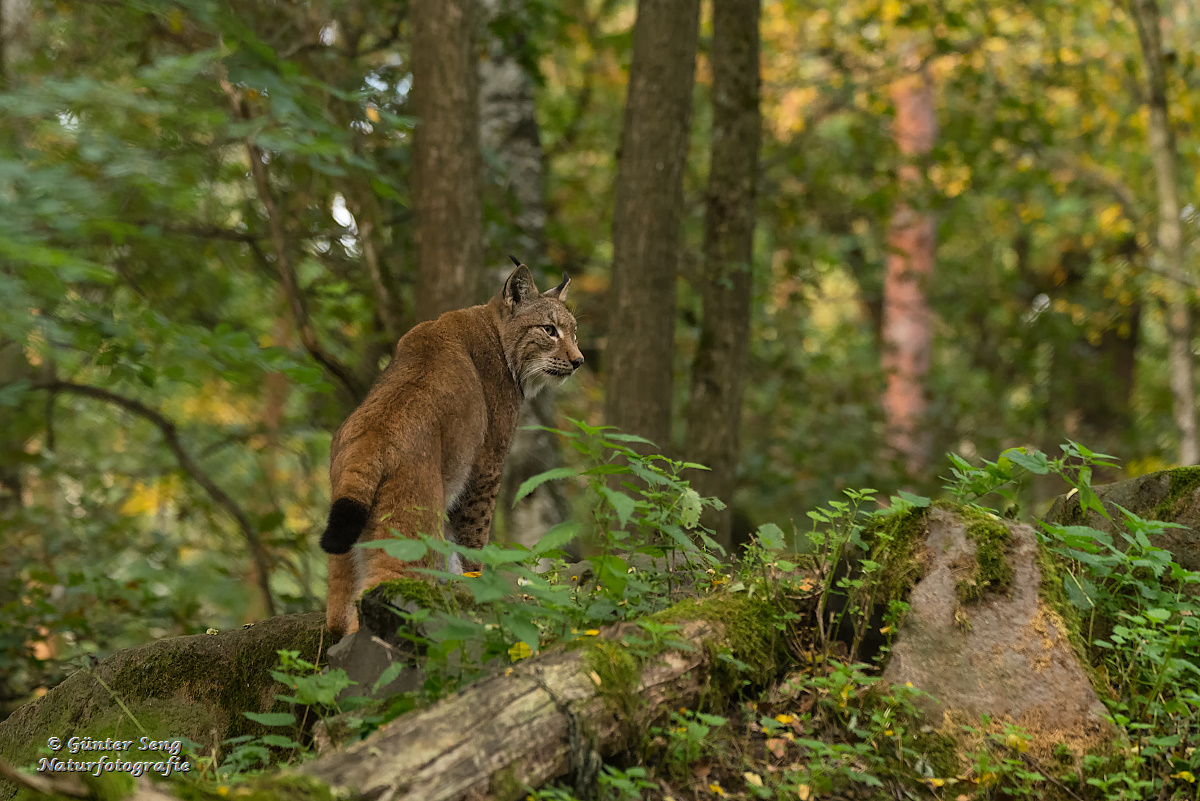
left=31, top=434, right=1200, bottom=800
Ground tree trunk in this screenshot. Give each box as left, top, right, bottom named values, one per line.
left=685, top=0, right=761, bottom=550
left=300, top=605, right=771, bottom=800
left=882, top=65, right=937, bottom=479
left=479, top=0, right=572, bottom=547
left=412, top=0, right=484, bottom=321
left=604, top=0, right=700, bottom=451
left=1131, top=0, right=1196, bottom=465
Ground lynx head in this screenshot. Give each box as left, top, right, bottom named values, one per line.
left=495, top=256, right=584, bottom=398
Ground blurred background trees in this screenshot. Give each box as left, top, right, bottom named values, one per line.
left=0, top=0, right=1198, bottom=716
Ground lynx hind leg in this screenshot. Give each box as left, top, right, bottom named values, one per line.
left=359, top=472, right=445, bottom=592
left=448, top=469, right=503, bottom=573
left=326, top=551, right=360, bottom=638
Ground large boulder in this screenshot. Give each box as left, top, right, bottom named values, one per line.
left=0, top=612, right=326, bottom=800
left=1044, top=467, right=1200, bottom=571
left=883, top=508, right=1110, bottom=753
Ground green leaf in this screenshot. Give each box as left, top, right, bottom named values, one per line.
left=895, top=490, right=931, bottom=507
left=513, top=466, right=579, bottom=506
left=1002, top=447, right=1050, bottom=475
left=533, top=520, right=581, bottom=555
left=1063, top=574, right=1097, bottom=610
left=604, top=432, right=658, bottom=446
left=462, top=569, right=511, bottom=603
left=599, top=486, right=637, bottom=527
left=259, top=734, right=301, bottom=748
left=372, top=661, right=406, bottom=694
left=755, top=523, right=786, bottom=551
left=679, top=488, right=702, bottom=528
left=243, top=711, right=296, bottom=727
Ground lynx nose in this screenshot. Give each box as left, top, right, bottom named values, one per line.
left=570, top=355, right=585, bottom=370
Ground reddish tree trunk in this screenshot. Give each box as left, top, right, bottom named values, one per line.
left=882, top=68, right=937, bottom=478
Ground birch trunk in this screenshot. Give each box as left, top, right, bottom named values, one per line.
left=1131, top=0, right=1196, bottom=465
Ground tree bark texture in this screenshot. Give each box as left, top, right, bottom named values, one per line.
left=685, top=0, right=761, bottom=550
left=604, top=0, right=701, bottom=450
left=882, top=67, right=937, bottom=478
left=412, top=0, right=485, bottom=322
left=1131, top=0, right=1196, bottom=465
left=479, top=0, right=571, bottom=547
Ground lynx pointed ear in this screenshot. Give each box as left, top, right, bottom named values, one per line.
left=542, top=271, right=570, bottom=303
left=502, top=261, right=538, bottom=309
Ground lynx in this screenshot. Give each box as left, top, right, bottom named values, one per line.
left=319, top=259, right=584, bottom=637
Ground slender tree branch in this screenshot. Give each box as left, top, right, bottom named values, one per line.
left=32, top=380, right=276, bottom=617
left=219, top=78, right=367, bottom=404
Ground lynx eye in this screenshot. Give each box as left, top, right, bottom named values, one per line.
left=542, top=325, right=558, bottom=337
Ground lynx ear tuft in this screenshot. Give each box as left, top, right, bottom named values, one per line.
left=542, top=271, right=570, bottom=303
left=502, top=262, right=538, bottom=309
left=509, top=254, right=523, bottom=268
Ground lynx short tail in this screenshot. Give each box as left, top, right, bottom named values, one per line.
left=320, top=498, right=371, bottom=554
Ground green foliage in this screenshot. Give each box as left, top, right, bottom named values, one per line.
left=947, top=442, right=1200, bottom=797
left=205, top=650, right=357, bottom=781
left=344, top=420, right=728, bottom=704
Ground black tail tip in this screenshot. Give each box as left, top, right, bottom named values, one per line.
left=320, top=498, right=371, bottom=555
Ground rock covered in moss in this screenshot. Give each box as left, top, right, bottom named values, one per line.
left=1045, top=467, right=1200, bottom=571
left=0, top=613, right=326, bottom=800
left=882, top=508, right=1110, bottom=753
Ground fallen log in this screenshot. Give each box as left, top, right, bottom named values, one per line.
left=299, top=591, right=786, bottom=801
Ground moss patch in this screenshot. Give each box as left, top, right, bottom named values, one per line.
left=1035, top=543, right=1090, bottom=664
left=956, top=509, right=1014, bottom=603
left=862, top=506, right=930, bottom=605
left=582, top=639, right=641, bottom=720
left=657, top=592, right=784, bottom=696
left=1154, top=465, right=1200, bottom=520
left=0, top=613, right=327, bottom=801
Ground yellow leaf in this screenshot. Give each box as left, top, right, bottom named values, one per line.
left=216, top=789, right=228, bottom=797
left=588, top=670, right=602, bottom=687
left=366, top=105, right=381, bottom=123
left=167, top=7, right=184, bottom=33
left=924, top=777, right=946, bottom=787
left=508, top=641, right=532, bottom=661
left=709, top=783, right=725, bottom=797
left=774, top=714, right=794, bottom=725
left=584, top=629, right=600, bottom=636
left=1173, top=771, right=1196, bottom=783
left=462, top=571, right=481, bottom=578
left=797, top=784, right=811, bottom=800
left=743, top=771, right=763, bottom=787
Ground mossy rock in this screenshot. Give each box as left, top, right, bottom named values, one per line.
left=883, top=507, right=1112, bottom=758
left=0, top=613, right=326, bottom=801
left=1044, top=468, right=1200, bottom=571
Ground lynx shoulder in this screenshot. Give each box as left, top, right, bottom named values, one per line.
left=321, top=260, right=583, bottom=637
